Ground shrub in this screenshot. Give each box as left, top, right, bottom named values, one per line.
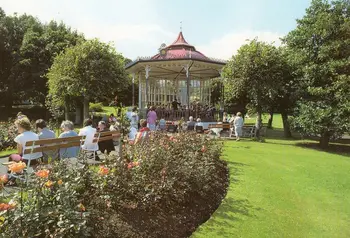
left=0, top=121, right=17, bottom=151
left=0, top=132, right=227, bottom=237
left=89, top=103, right=104, bottom=112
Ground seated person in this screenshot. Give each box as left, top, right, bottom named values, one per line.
left=134, top=120, right=150, bottom=144
left=187, top=116, right=196, bottom=130
left=108, top=114, right=117, bottom=123
left=35, top=119, right=57, bottom=162
left=178, top=117, right=185, bottom=131
left=159, top=118, right=166, bottom=131
left=9, top=117, right=42, bottom=165
left=79, top=118, right=98, bottom=152
left=195, top=118, right=204, bottom=133
left=58, top=121, right=80, bottom=159
left=97, top=121, right=114, bottom=155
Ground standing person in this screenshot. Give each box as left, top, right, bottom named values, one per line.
left=172, top=98, right=180, bottom=111
left=58, top=121, right=80, bottom=159
left=223, top=112, right=228, bottom=123
left=147, top=106, right=157, bottom=131
left=130, top=107, right=139, bottom=129
left=234, top=112, right=244, bottom=141
left=35, top=119, right=57, bottom=162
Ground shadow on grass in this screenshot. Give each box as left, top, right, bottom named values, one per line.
left=295, top=141, right=350, bottom=157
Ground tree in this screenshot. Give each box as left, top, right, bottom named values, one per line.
left=284, top=0, right=350, bottom=148
left=267, top=47, right=303, bottom=137
left=0, top=8, right=84, bottom=117
left=0, top=10, right=40, bottom=116
left=19, top=20, right=84, bottom=106
left=47, top=39, right=128, bottom=120
left=223, top=39, right=284, bottom=139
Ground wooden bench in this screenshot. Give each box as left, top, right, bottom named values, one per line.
left=208, top=124, right=231, bottom=130
left=4, top=131, right=120, bottom=183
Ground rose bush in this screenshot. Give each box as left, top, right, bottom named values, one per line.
left=0, top=132, right=228, bottom=238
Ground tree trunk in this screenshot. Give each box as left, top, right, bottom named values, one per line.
left=281, top=111, right=292, bottom=138
left=83, top=97, right=89, bottom=120
left=255, top=111, right=262, bottom=140
left=320, top=131, right=330, bottom=149
left=64, top=104, right=69, bottom=120
left=75, top=105, right=82, bottom=125
left=267, top=110, right=273, bottom=129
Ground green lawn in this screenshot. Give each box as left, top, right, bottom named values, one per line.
left=102, top=106, right=117, bottom=116
left=193, top=139, right=350, bottom=238
left=244, top=113, right=284, bottom=129
left=0, top=149, right=16, bottom=157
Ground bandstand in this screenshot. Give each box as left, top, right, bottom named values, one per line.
left=126, top=31, right=226, bottom=120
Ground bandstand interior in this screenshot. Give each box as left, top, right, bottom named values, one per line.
left=126, top=31, right=226, bottom=121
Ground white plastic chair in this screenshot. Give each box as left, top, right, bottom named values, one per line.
left=81, top=133, right=100, bottom=160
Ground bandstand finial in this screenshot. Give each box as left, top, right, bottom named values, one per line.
left=180, top=21, right=182, bottom=32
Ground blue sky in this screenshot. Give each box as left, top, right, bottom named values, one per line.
left=1, top=0, right=311, bottom=59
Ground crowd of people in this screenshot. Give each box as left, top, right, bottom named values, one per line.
left=146, top=99, right=218, bottom=121
left=4, top=108, right=245, bottom=185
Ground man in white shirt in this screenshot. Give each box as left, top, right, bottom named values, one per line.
left=79, top=119, right=98, bottom=152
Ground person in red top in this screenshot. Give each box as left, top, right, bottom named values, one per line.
left=135, top=120, right=150, bottom=144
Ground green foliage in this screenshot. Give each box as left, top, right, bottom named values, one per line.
left=47, top=39, right=128, bottom=116
left=0, top=121, right=17, bottom=151
left=0, top=133, right=225, bottom=237
left=0, top=9, right=84, bottom=113
left=89, top=102, right=104, bottom=112
left=224, top=40, right=284, bottom=114
left=284, top=0, right=350, bottom=147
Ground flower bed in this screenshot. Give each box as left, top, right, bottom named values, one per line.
left=0, top=132, right=228, bottom=237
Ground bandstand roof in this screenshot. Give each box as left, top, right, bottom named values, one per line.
left=125, top=31, right=226, bottom=80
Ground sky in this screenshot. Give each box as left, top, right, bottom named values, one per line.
left=0, top=0, right=311, bottom=60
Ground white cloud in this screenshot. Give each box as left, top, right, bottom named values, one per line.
left=197, top=31, right=284, bottom=60
left=1, top=1, right=285, bottom=60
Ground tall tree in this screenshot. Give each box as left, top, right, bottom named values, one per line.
left=284, top=0, right=350, bottom=148
left=47, top=39, right=128, bottom=119
left=0, top=11, right=40, bottom=115
left=19, top=20, right=84, bottom=106
left=223, top=40, right=283, bottom=139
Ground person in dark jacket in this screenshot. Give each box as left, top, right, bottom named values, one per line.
left=97, top=121, right=115, bottom=155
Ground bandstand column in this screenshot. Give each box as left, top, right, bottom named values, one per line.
left=145, top=65, right=151, bottom=107
left=184, top=64, right=190, bottom=107
left=138, top=73, right=142, bottom=110
left=132, top=73, right=135, bottom=106
left=219, top=70, right=224, bottom=120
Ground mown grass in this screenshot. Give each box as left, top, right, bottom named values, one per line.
left=193, top=137, right=350, bottom=237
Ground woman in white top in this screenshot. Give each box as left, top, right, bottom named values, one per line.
left=234, top=112, right=244, bottom=141
left=11, top=117, right=42, bottom=164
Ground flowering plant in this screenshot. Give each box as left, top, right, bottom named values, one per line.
left=0, top=132, right=226, bottom=238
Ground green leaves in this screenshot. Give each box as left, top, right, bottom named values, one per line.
left=285, top=0, right=350, bottom=147
left=47, top=39, right=127, bottom=112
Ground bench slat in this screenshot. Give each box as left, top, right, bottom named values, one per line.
left=25, top=136, right=84, bottom=146
left=24, top=141, right=81, bottom=154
